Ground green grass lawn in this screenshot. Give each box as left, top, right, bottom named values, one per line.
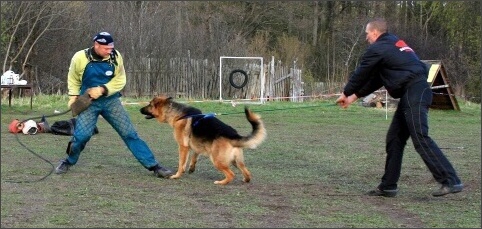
left=1, top=94, right=481, bottom=228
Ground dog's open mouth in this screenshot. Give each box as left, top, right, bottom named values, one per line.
left=140, top=107, right=155, bottom=119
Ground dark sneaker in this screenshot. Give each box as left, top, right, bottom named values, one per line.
left=432, top=184, right=464, bottom=197
left=55, top=159, right=72, bottom=174
left=153, top=165, right=174, bottom=178
left=366, top=188, right=398, bottom=197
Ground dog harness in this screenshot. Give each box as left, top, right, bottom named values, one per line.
left=179, top=113, right=216, bottom=127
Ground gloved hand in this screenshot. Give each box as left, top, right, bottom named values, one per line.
left=68, top=96, right=78, bottom=108
left=88, top=86, right=105, bottom=99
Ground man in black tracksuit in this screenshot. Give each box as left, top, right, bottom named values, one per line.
left=336, top=18, right=463, bottom=197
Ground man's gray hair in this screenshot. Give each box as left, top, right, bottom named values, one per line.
left=368, top=18, right=388, bottom=33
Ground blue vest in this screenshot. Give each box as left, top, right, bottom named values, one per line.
left=80, top=50, right=120, bottom=100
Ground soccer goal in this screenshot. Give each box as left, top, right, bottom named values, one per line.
left=219, top=56, right=265, bottom=104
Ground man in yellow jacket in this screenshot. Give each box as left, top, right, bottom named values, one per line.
left=55, top=32, right=173, bottom=178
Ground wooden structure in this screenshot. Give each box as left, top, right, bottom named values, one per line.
left=123, top=57, right=306, bottom=102
left=1, top=84, right=33, bottom=109
left=422, top=60, right=460, bottom=111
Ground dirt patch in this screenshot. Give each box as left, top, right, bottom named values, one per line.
left=360, top=196, right=425, bottom=228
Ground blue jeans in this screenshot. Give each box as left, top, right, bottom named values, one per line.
left=65, top=96, right=159, bottom=170
left=379, top=80, right=461, bottom=190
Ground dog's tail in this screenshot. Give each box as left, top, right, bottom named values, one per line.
left=231, top=107, right=267, bottom=149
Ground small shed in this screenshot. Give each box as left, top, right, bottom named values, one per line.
left=422, top=60, right=460, bottom=111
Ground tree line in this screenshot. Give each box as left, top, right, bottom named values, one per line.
left=1, top=1, right=480, bottom=102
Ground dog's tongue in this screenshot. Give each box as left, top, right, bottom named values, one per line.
left=144, top=115, right=154, bottom=119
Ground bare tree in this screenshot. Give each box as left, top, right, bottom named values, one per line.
left=0, top=1, right=478, bottom=101
left=1, top=2, right=75, bottom=82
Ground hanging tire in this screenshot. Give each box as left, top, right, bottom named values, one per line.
left=229, top=69, right=248, bottom=89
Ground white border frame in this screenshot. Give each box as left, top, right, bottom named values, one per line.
left=219, top=56, right=265, bottom=103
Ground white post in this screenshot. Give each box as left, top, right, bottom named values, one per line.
left=260, top=57, right=265, bottom=103
left=219, top=56, right=223, bottom=101
left=269, top=56, right=274, bottom=101
left=385, top=90, right=388, bottom=120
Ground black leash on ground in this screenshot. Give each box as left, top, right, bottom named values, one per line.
left=4, top=108, right=72, bottom=184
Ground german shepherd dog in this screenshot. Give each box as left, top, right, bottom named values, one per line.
left=140, top=96, right=267, bottom=185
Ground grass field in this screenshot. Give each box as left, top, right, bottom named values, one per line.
left=1, top=94, right=481, bottom=228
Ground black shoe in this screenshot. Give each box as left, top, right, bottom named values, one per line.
left=366, top=188, right=398, bottom=197
left=153, top=165, right=173, bottom=178
left=432, top=184, right=464, bottom=197
left=55, top=159, right=72, bottom=174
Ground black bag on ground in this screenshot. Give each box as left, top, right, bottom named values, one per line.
left=50, top=118, right=99, bottom=136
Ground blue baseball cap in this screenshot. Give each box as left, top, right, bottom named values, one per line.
left=93, top=32, right=114, bottom=47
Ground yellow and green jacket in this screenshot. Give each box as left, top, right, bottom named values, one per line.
left=67, top=47, right=126, bottom=98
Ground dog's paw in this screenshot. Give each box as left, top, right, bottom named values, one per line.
left=214, top=179, right=230, bottom=185
left=170, top=173, right=182, bottom=179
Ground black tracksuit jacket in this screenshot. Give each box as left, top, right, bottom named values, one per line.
left=343, top=32, right=428, bottom=99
